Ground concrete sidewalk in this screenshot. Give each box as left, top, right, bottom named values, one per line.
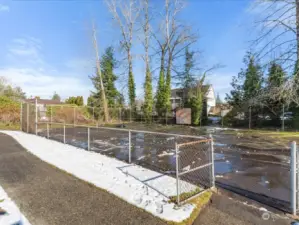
left=0, top=133, right=166, bottom=225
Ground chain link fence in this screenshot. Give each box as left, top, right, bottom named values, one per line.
left=21, top=102, right=214, bottom=204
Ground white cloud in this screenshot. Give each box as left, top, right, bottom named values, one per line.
left=8, top=37, right=42, bottom=57
left=0, top=4, right=9, bottom=12
left=0, top=68, right=92, bottom=101
left=2, top=36, right=94, bottom=102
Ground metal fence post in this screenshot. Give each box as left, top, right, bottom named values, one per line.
left=73, top=107, right=76, bottom=127
left=47, top=123, right=49, bottom=139
left=291, top=141, right=297, bottom=215
left=26, top=103, right=29, bottom=133
left=20, top=102, right=23, bottom=131
left=209, top=134, right=215, bottom=187
left=35, top=98, right=38, bottom=135
left=297, top=149, right=299, bottom=209
left=130, top=108, right=132, bottom=122
left=175, top=142, right=180, bottom=205
left=88, top=127, right=90, bottom=151
left=50, top=105, right=52, bottom=127
left=63, top=124, right=66, bottom=144
left=128, top=130, right=131, bottom=163
left=93, top=107, right=95, bottom=124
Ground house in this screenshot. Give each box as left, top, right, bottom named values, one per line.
left=170, top=85, right=216, bottom=115
left=209, top=103, right=232, bottom=117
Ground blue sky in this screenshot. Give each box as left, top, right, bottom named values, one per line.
left=0, top=0, right=255, bottom=102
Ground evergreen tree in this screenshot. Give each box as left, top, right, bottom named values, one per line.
left=265, top=62, right=286, bottom=123
left=101, top=47, right=119, bottom=107
left=183, top=48, right=195, bottom=89
left=156, top=54, right=166, bottom=117
left=186, top=75, right=206, bottom=125
left=128, top=68, right=136, bottom=109
left=65, top=96, right=84, bottom=106
left=226, top=72, right=244, bottom=111
left=143, top=67, right=153, bottom=123
left=90, top=47, right=120, bottom=108
left=268, top=62, right=285, bottom=87
left=226, top=53, right=263, bottom=127
left=243, top=55, right=262, bottom=101
left=165, top=52, right=173, bottom=117
left=52, top=92, right=61, bottom=101
left=165, top=68, right=171, bottom=116
left=176, top=47, right=196, bottom=106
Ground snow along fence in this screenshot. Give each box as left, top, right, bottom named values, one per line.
left=20, top=102, right=215, bottom=204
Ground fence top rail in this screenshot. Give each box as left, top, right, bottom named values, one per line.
left=177, top=139, right=211, bottom=148
left=26, top=103, right=124, bottom=109
left=38, top=121, right=206, bottom=140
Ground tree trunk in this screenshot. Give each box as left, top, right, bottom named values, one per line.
left=92, top=24, right=109, bottom=123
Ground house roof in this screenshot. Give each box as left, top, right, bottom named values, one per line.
left=171, top=85, right=211, bottom=99
left=24, top=99, right=63, bottom=105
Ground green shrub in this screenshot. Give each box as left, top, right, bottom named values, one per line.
left=0, top=96, right=20, bottom=125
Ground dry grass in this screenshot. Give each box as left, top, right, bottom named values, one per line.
left=167, top=191, right=212, bottom=225
left=224, top=129, right=298, bottom=147
left=0, top=123, right=20, bottom=130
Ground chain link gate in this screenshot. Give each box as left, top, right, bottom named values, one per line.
left=175, top=136, right=214, bottom=204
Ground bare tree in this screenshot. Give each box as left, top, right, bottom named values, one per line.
left=140, top=0, right=153, bottom=122
left=252, top=0, right=297, bottom=68
left=105, top=0, right=141, bottom=108
left=154, top=0, right=198, bottom=115
left=92, top=22, right=109, bottom=122
left=250, top=0, right=299, bottom=108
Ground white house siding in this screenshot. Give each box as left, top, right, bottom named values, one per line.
left=205, top=86, right=216, bottom=115
left=170, top=86, right=216, bottom=115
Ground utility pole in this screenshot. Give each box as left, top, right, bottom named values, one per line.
left=92, top=22, right=109, bottom=123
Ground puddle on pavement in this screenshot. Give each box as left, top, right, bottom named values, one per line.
left=47, top=127, right=291, bottom=203
left=214, top=153, right=225, bottom=160
left=214, top=142, right=228, bottom=147
left=215, top=161, right=233, bottom=174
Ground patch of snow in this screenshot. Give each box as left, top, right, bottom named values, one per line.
left=0, top=184, right=31, bottom=225
left=137, top=156, right=146, bottom=161
left=259, top=207, right=268, bottom=212
left=157, top=151, right=174, bottom=158
left=2, top=131, right=198, bottom=222
left=93, top=140, right=118, bottom=147
left=166, top=137, right=175, bottom=141
left=182, top=165, right=191, bottom=172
